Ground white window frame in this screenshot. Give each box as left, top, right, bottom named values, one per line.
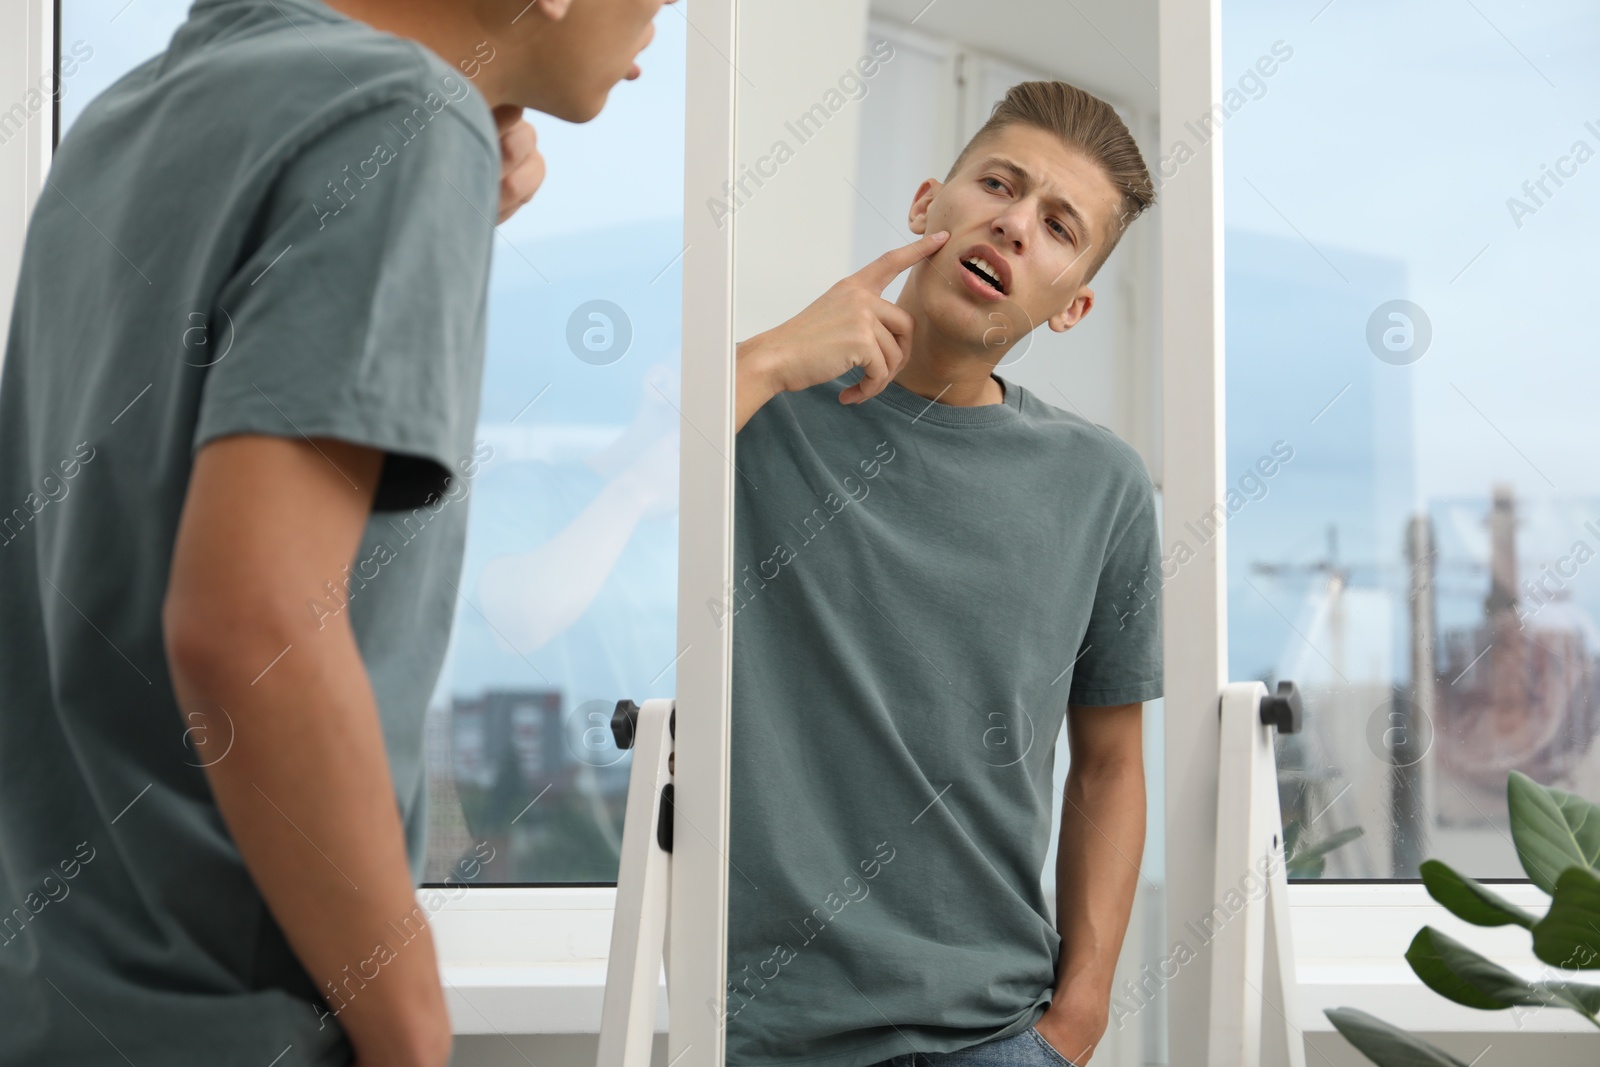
left=2, top=0, right=738, bottom=1051
left=1156, top=0, right=1584, bottom=1054
left=0, top=0, right=53, bottom=339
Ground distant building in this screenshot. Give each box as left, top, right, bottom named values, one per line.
left=1434, top=484, right=1600, bottom=821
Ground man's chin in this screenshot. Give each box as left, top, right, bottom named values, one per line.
left=918, top=287, right=1034, bottom=355
left=533, top=84, right=608, bottom=124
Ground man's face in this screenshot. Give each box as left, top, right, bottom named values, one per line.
left=900, top=124, right=1123, bottom=361
left=510, top=0, right=676, bottom=122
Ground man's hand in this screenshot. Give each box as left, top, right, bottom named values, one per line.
left=494, top=104, right=544, bottom=223
left=735, top=230, right=948, bottom=431
left=1035, top=990, right=1108, bottom=1065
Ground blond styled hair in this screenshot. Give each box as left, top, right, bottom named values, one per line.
left=947, top=81, right=1155, bottom=282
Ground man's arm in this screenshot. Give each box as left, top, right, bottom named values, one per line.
left=1036, top=700, right=1147, bottom=1066
left=163, top=436, right=451, bottom=1067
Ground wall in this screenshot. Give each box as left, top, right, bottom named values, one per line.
left=730, top=0, right=873, bottom=339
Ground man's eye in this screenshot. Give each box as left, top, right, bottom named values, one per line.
left=1049, top=219, right=1071, bottom=240
left=982, top=177, right=1006, bottom=191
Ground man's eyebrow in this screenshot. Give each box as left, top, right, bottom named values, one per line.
left=977, top=156, right=1091, bottom=242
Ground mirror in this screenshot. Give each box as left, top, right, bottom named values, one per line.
left=724, top=3, right=1165, bottom=1065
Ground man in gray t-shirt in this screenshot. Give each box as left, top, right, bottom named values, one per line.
left=0, top=0, right=669, bottom=1063
left=725, top=83, right=1161, bottom=1067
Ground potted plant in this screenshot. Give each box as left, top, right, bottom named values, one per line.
left=1327, top=771, right=1600, bottom=1064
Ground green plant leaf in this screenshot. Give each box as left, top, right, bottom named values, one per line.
left=1409, top=925, right=1600, bottom=1023
left=1544, top=979, right=1600, bottom=1017
left=1324, top=1007, right=1473, bottom=1067
left=1287, top=852, right=1326, bottom=879
left=1405, top=927, right=1541, bottom=1010
left=1419, top=859, right=1539, bottom=929
left=1304, top=825, right=1365, bottom=860
left=1531, top=865, right=1600, bottom=972
left=1507, top=770, right=1600, bottom=893
left=1285, top=824, right=1364, bottom=878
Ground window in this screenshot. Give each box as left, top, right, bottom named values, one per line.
left=1222, top=0, right=1600, bottom=881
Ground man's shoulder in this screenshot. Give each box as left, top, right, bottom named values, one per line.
left=78, top=1, right=498, bottom=159
left=1016, top=385, right=1155, bottom=495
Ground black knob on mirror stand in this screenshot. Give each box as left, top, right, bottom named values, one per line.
left=612, top=699, right=640, bottom=750
left=610, top=699, right=676, bottom=753
left=1259, top=680, right=1302, bottom=734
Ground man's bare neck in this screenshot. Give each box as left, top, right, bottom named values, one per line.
left=890, top=357, right=1005, bottom=408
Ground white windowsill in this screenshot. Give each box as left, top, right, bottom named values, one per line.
left=432, top=883, right=1596, bottom=1036
left=430, top=886, right=670, bottom=1035
left=443, top=962, right=669, bottom=1036
left=1289, top=882, right=1592, bottom=1033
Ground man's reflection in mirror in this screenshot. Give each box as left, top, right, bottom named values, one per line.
left=727, top=82, right=1161, bottom=1067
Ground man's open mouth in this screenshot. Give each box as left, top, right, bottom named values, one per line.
left=961, top=254, right=1007, bottom=295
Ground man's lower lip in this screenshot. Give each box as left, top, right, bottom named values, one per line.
left=958, top=264, right=1006, bottom=300
left=627, top=61, right=642, bottom=79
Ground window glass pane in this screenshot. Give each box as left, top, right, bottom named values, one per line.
left=58, top=0, right=687, bottom=886
left=58, top=1, right=195, bottom=137
left=1223, top=1, right=1600, bottom=879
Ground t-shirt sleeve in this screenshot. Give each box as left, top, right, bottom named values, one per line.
left=191, top=92, right=499, bottom=512
left=1067, top=465, right=1164, bottom=707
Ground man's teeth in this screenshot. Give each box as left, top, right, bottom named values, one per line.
left=963, top=256, right=1003, bottom=292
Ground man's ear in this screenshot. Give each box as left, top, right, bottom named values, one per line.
left=906, top=178, right=941, bottom=235
left=1048, top=289, right=1093, bottom=333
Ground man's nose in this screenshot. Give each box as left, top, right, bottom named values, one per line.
left=991, top=210, right=1028, bottom=252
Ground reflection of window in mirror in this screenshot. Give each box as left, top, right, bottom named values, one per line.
left=727, top=5, right=1163, bottom=1066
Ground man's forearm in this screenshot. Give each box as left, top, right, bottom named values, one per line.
left=167, top=615, right=449, bottom=1066
left=1046, top=752, right=1146, bottom=1060
left=1056, top=756, right=1145, bottom=991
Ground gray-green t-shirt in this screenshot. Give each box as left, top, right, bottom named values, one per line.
left=725, top=367, right=1163, bottom=1067
left=0, top=0, right=498, bottom=1062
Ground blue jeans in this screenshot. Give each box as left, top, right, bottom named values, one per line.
left=865, top=1026, right=1083, bottom=1067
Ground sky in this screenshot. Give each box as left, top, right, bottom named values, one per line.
left=1221, top=0, right=1600, bottom=505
